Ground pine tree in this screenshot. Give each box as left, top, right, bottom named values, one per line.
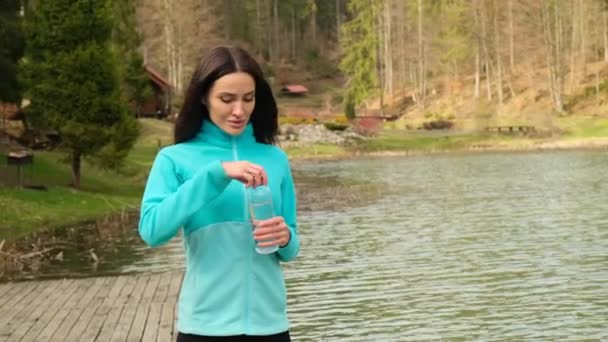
left=0, top=0, right=24, bottom=106
left=21, top=0, right=138, bottom=188
left=339, top=0, right=381, bottom=118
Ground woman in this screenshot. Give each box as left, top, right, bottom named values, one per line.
left=138, top=46, right=300, bottom=342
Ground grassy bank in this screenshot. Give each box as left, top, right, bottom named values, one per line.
left=0, top=119, right=170, bottom=241
left=2, top=116, right=607, bottom=241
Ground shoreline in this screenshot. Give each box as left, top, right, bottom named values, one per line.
left=287, top=136, right=608, bottom=162
left=2, top=135, right=607, bottom=244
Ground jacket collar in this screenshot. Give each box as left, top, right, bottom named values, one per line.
left=194, top=119, right=256, bottom=148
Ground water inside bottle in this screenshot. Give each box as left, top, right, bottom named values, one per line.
left=249, top=200, right=279, bottom=254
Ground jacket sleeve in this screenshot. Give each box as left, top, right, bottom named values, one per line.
left=138, top=152, right=232, bottom=247
left=277, top=159, right=300, bottom=262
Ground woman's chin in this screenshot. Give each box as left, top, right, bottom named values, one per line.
left=224, top=125, right=246, bottom=136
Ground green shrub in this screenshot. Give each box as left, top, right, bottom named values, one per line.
left=324, top=122, right=349, bottom=131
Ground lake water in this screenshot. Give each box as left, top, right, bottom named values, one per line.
left=5, top=150, right=608, bottom=341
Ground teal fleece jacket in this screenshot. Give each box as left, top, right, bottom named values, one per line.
left=138, top=120, right=300, bottom=336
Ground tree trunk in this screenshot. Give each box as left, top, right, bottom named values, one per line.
left=176, top=20, right=183, bottom=95
left=336, top=0, right=341, bottom=43
left=71, top=150, right=81, bottom=188
left=493, top=0, right=504, bottom=105
left=398, top=0, right=406, bottom=93
left=416, top=0, right=425, bottom=111
left=580, top=0, right=587, bottom=77
left=554, top=0, right=564, bottom=112
left=475, top=50, right=481, bottom=98
left=568, top=0, right=578, bottom=93
left=291, top=8, right=296, bottom=61
left=480, top=0, right=492, bottom=101
left=377, top=4, right=384, bottom=111
left=484, top=55, right=493, bottom=101
left=473, top=0, right=481, bottom=99
left=542, top=0, right=565, bottom=114
left=311, top=4, right=317, bottom=47
left=383, top=1, right=393, bottom=100
left=596, top=70, right=600, bottom=99
left=273, top=0, right=279, bottom=65
left=508, top=0, right=515, bottom=70
left=256, top=0, right=262, bottom=52
left=604, top=7, right=608, bottom=63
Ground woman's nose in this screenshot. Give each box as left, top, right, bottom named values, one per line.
left=232, top=101, right=245, bottom=116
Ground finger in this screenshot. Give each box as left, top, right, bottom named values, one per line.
left=257, top=229, right=289, bottom=247
left=254, top=224, right=287, bottom=241
left=243, top=172, right=254, bottom=187
left=252, top=226, right=274, bottom=238
left=261, top=169, right=268, bottom=186
left=248, top=164, right=268, bottom=186
left=253, top=171, right=263, bottom=187
left=245, top=167, right=263, bottom=187
left=255, top=217, right=283, bottom=227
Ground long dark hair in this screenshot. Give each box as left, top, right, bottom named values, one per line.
left=174, top=46, right=278, bottom=144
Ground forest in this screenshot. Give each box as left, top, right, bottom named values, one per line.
left=136, top=0, right=608, bottom=119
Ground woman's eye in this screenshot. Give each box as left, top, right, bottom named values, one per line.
left=244, top=97, right=254, bottom=102
left=220, top=97, right=232, bottom=103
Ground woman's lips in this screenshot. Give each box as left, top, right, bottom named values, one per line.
left=228, top=120, right=245, bottom=128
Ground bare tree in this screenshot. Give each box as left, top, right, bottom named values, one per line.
left=414, top=0, right=426, bottom=110
left=508, top=0, right=515, bottom=70
left=542, top=0, right=565, bottom=113
left=473, top=0, right=481, bottom=99
left=604, top=0, right=608, bottom=62
left=493, top=0, right=504, bottom=105
left=138, top=0, right=220, bottom=97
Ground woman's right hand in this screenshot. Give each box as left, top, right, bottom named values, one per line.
left=221, top=161, right=268, bottom=188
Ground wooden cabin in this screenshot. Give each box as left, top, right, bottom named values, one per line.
left=140, top=66, right=172, bottom=118
left=280, top=84, right=309, bottom=97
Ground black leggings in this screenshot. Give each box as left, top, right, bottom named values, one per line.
left=176, top=331, right=291, bottom=342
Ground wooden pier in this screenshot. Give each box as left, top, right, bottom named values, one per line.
left=0, top=270, right=183, bottom=342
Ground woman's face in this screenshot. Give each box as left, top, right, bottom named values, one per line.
left=206, top=72, right=256, bottom=136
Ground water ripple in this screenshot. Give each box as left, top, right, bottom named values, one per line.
left=284, top=151, right=608, bottom=341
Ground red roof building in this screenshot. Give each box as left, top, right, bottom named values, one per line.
left=280, top=84, right=309, bottom=97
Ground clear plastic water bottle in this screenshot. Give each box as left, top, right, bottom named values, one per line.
left=248, top=185, right=279, bottom=254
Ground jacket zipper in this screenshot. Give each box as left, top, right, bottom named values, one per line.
left=232, top=137, right=253, bottom=332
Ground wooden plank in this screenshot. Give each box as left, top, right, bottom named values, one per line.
left=169, top=271, right=183, bottom=342
left=110, top=273, right=150, bottom=342
left=152, top=272, right=171, bottom=303
left=94, top=274, right=138, bottom=342
left=157, top=300, right=176, bottom=342
left=140, top=272, right=161, bottom=305
left=27, top=279, right=81, bottom=342
left=79, top=275, right=128, bottom=342
left=138, top=273, right=164, bottom=342
left=62, top=277, right=109, bottom=342
left=141, top=302, right=162, bottom=342
left=2, top=279, right=64, bottom=341
left=0, top=282, right=18, bottom=307
left=48, top=277, right=97, bottom=342
left=0, top=271, right=187, bottom=342
left=167, top=270, right=183, bottom=300
left=0, top=281, right=38, bottom=316
left=0, top=282, right=45, bottom=338
left=125, top=275, right=154, bottom=342
left=126, top=300, right=150, bottom=341
left=63, top=276, right=112, bottom=342
left=157, top=270, right=181, bottom=342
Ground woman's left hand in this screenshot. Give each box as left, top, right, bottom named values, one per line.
left=253, top=216, right=291, bottom=248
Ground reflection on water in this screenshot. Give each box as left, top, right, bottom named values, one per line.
left=3, top=150, right=608, bottom=340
